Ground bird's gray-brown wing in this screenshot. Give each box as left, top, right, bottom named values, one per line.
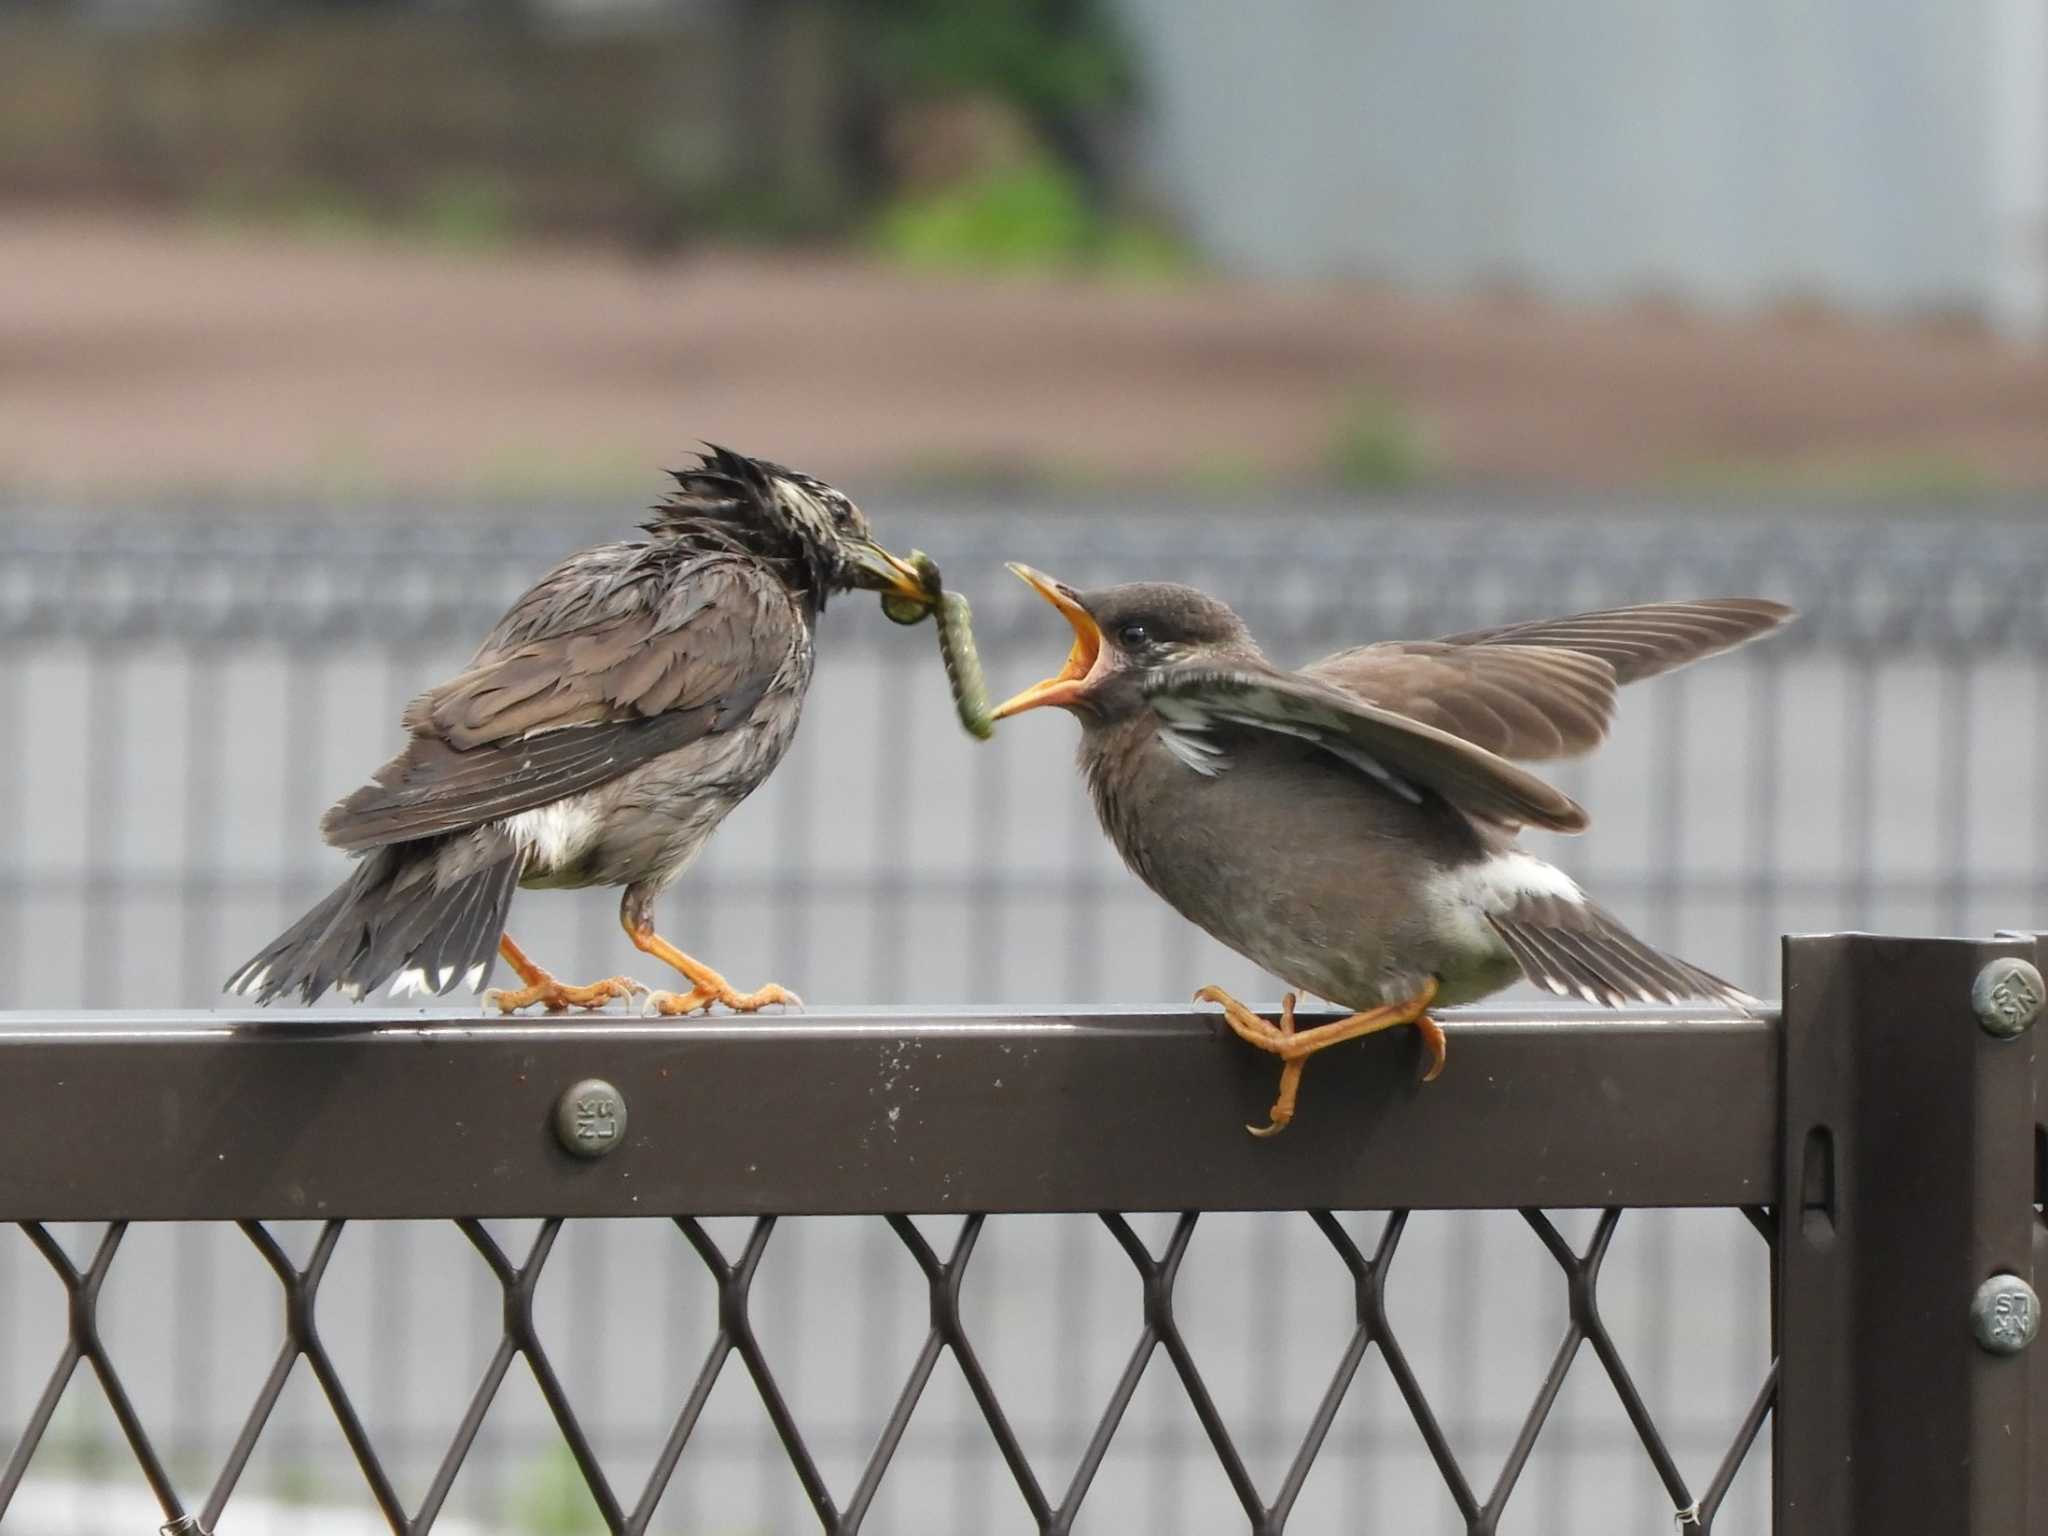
left=321, top=550, right=797, bottom=851
left=1143, top=664, right=1589, bottom=833
left=1304, top=598, right=1794, bottom=761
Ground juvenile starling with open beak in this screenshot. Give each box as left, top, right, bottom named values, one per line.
left=226, top=447, right=930, bottom=1014
left=994, top=569, right=1792, bottom=1135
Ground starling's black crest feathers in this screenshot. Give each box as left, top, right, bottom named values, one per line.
left=644, top=444, right=779, bottom=535
left=640, top=444, right=855, bottom=603
left=1485, top=892, right=1754, bottom=1010
left=224, top=841, right=521, bottom=1005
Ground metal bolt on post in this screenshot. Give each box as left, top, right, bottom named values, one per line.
left=1972, top=956, right=2044, bottom=1038
left=1972, top=1274, right=2042, bottom=1355
left=554, top=1078, right=628, bottom=1158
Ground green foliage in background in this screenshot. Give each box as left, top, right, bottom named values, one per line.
left=870, top=154, right=1183, bottom=276
left=195, top=181, right=382, bottom=241
left=197, top=174, right=518, bottom=250
left=516, top=1444, right=605, bottom=1536
left=1324, top=393, right=1441, bottom=490
left=266, top=1458, right=330, bottom=1508
left=33, top=0, right=1165, bottom=263
left=1666, top=449, right=1999, bottom=499
left=876, top=156, right=1088, bottom=269
left=417, top=173, right=519, bottom=250
left=862, top=0, right=1133, bottom=117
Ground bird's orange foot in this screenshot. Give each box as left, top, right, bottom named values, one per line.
left=1194, top=979, right=1442, bottom=1137
left=484, top=974, right=647, bottom=1014
left=1193, top=984, right=1295, bottom=1052
left=645, top=979, right=801, bottom=1017
left=1195, top=986, right=1308, bottom=1137
left=487, top=932, right=645, bottom=1015
left=624, top=920, right=802, bottom=1016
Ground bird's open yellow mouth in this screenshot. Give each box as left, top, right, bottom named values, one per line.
left=992, top=564, right=1105, bottom=717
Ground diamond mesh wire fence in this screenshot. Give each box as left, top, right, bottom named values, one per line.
left=0, top=1206, right=1776, bottom=1536
left=1, top=497, right=2044, bottom=1533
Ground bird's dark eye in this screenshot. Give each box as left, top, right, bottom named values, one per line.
left=830, top=502, right=852, bottom=527
left=1118, top=621, right=1151, bottom=648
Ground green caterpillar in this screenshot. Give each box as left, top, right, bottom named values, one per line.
left=881, top=552, right=994, bottom=740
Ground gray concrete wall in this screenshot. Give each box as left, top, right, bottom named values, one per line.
left=1118, top=0, right=2048, bottom=334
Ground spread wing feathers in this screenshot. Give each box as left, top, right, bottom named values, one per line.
left=1306, top=599, right=1794, bottom=761
left=322, top=553, right=796, bottom=851
left=1303, top=644, right=1616, bottom=761
left=1432, top=598, right=1795, bottom=685
left=1486, top=891, right=1756, bottom=1011
left=1143, top=666, right=1589, bottom=833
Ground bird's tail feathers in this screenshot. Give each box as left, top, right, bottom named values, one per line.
left=225, top=843, right=521, bottom=1006
left=1487, top=895, right=1754, bottom=1011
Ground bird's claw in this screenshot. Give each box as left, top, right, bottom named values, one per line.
left=1415, top=1012, right=1448, bottom=1082
left=1194, top=985, right=1301, bottom=1136
left=483, top=974, right=647, bottom=1014
left=1194, top=984, right=1295, bottom=1050
left=643, top=986, right=713, bottom=1017
left=643, top=983, right=802, bottom=1017
left=1196, top=981, right=1441, bottom=1137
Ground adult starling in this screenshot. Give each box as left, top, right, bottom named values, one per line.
left=226, top=448, right=931, bottom=1014
left=993, top=569, right=1792, bottom=1134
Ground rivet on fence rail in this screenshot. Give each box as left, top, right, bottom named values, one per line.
left=555, top=1077, right=629, bottom=1157
left=1972, top=1274, right=2042, bottom=1355
left=1972, top=956, right=2044, bottom=1039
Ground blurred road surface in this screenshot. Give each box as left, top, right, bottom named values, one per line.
left=6, top=212, right=2048, bottom=496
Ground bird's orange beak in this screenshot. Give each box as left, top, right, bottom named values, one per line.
left=993, top=564, right=1105, bottom=718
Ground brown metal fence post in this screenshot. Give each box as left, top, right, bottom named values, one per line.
left=2008, top=931, right=2048, bottom=1531
left=1777, top=932, right=2043, bottom=1535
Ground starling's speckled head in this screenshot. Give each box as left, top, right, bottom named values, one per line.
left=992, top=567, right=1259, bottom=721
left=646, top=445, right=926, bottom=608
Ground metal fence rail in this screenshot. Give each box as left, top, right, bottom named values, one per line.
left=0, top=930, right=2039, bottom=1535
left=0, top=1006, right=1776, bottom=1220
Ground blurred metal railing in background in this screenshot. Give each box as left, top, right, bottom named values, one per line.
left=2, top=498, right=2046, bottom=1533
left=0, top=931, right=2040, bottom=1535
left=5, top=499, right=2046, bottom=1004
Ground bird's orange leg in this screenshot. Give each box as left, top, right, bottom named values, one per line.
left=626, top=916, right=801, bottom=1017
left=1194, top=978, right=1443, bottom=1137
left=484, top=932, right=647, bottom=1014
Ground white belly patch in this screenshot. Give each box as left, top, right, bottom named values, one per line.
left=502, top=798, right=603, bottom=874
left=1421, top=851, right=1584, bottom=954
